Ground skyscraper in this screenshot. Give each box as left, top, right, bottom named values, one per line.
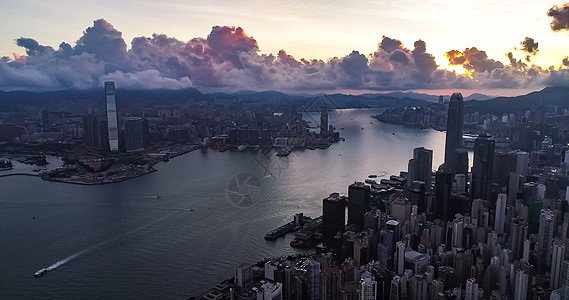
left=105, top=81, right=119, bottom=152
left=322, top=193, right=347, bottom=249
left=408, top=147, right=433, bottom=191
left=551, top=240, right=566, bottom=290
left=472, top=133, right=495, bottom=201
left=537, top=209, right=555, bottom=274
left=444, top=93, right=464, bottom=172
left=320, top=105, right=328, bottom=135
left=494, top=193, right=506, bottom=234
left=124, top=117, right=145, bottom=152
left=348, top=182, right=370, bottom=230
left=434, top=164, right=453, bottom=221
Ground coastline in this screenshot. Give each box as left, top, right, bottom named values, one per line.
left=0, top=145, right=199, bottom=185
left=41, top=145, right=198, bottom=185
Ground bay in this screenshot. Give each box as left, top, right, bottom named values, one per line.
left=0, top=108, right=448, bottom=299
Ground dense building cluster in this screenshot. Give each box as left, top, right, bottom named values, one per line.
left=200, top=92, right=569, bottom=300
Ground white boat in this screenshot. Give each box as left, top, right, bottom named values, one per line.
left=237, top=144, right=248, bottom=152
left=34, top=268, right=48, bottom=277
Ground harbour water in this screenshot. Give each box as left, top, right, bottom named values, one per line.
left=0, top=108, right=449, bottom=298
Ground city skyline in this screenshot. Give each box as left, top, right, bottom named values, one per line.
left=2, top=1, right=569, bottom=95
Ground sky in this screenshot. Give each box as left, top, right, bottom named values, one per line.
left=2, top=0, right=569, bottom=96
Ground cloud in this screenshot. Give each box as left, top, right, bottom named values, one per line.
left=445, top=47, right=504, bottom=73
left=1, top=18, right=569, bottom=92
left=548, top=3, right=569, bottom=31
left=519, top=37, right=539, bottom=62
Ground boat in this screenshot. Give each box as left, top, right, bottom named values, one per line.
left=237, top=144, right=248, bottom=152
left=364, top=179, right=377, bottom=184
left=34, top=268, right=48, bottom=277
left=368, top=174, right=378, bottom=178
left=276, top=145, right=294, bottom=156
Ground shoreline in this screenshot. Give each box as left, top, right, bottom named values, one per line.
left=42, top=146, right=198, bottom=185
left=0, top=145, right=198, bottom=185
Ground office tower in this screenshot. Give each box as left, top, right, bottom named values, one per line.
left=494, top=193, right=506, bottom=234
left=434, top=164, right=452, bottom=221
left=307, top=257, right=320, bottom=300
left=348, top=182, right=370, bottom=230
left=320, top=106, right=328, bottom=135
left=360, top=272, right=377, bottom=300
left=322, top=193, right=347, bottom=249
left=408, top=147, right=433, bottom=191
left=124, top=117, right=145, bottom=152
left=321, top=266, right=343, bottom=300
left=472, top=133, right=495, bottom=201
left=444, top=92, right=464, bottom=172
left=552, top=240, right=566, bottom=290
left=537, top=209, right=555, bottom=274
left=105, top=81, right=119, bottom=152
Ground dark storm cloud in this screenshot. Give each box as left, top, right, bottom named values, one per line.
left=1, top=18, right=568, bottom=91
left=519, top=37, right=539, bottom=61
left=548, top=3, right=569, bottom=31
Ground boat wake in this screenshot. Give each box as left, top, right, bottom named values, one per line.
left=42, top=213, right=174, bottom=274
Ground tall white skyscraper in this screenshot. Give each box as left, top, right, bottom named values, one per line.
left=105, top=81, right=119, bottom=152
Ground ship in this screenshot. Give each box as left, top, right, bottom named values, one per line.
left=276, top=145, right=294, bottom=156
left=34, top=268, right=48, bottom=277
left=237, top=144, right=248, bottom=152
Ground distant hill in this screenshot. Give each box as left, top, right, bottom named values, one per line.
left=464, top=86, right=569, bottom=115
left=464, top=93, right=493, bottom=101
left=0, top=88, right=210, bottom=112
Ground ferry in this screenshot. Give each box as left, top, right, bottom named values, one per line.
left=34, top=268, right=48, bottom=277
